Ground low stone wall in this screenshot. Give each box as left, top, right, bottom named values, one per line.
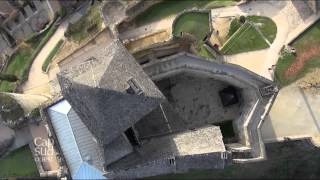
left=107, top=152, right=228, bottom=179
left=142, top=52, right=277, bottom=162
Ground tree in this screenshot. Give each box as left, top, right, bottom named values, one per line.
left=0, top=73, right=19, bottom=82
left=239, top=15, right=246, bottom=24
left=0, top=93, right=25, bottom=129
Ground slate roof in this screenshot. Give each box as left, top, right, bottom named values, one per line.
left=57, top=40, right=165, bottom=145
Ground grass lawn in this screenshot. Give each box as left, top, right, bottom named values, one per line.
left=227, top=17, right=242, bottom=38
left=173, top=12, right=210, bottom=40
left=221, top=22, right=269, bottom=55
left=0, top=22, right=58, bottom=92
left=173, top=11, right=216, bottom=59
left=247, top=16, right=277, bottom=43
left=275, top=20, right=320, bottom=86
left=66, top=4, right=103, bottom=43
left=42, top=39, right=64, bottom=72
left=134, top=0, right=238, bottom=26
left=0, top=146, right=38, bottom=177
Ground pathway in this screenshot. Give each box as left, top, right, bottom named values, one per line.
left=261, top=84, right=320, bottom=146
left=22, top=20, right=69, bottom=95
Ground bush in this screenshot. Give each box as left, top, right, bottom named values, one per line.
left=58, top=7, right=67, bottom=18
left=239, top=15, right=246, bottom=24
left=0, top=73, right=19, bottom=82
left=28, top=108, right=40, bottom=119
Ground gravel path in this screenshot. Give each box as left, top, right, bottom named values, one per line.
left=22, top=21, right=69, bottom=95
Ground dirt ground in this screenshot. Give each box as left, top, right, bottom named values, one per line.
left=210, top=17, right=232, bottom=47
left=297, top=68, right=320, bottom=94
left=126, top=30, right=171, bottom=53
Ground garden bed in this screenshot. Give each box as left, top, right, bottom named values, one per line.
left=275, top=20, right=320, bottom=86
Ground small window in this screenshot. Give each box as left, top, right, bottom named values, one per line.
left=126, top=78, right=143, bottom=95
left=169, top=158, right=175, bottom=165
left=124, top=127, right=139, bottom=146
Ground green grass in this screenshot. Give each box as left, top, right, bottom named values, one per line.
left=172, top=12, right=216, bottom=59
left=198, top=44, right=215, bottom=59
left=247, top=15, right=277, bottom=43
left=221, top=22, right=269, bottom=55
left=66, top=4, right=103, bottom=43
left=42, top=39, right=64, bottom=72
left=227, top=17, right=242, bottom=38
left=274, top=51, right=296, bottom=86
left=173, top=12, right=210, bottom=40
left=275, top=20, right=320, bottom=86
left=134, top=0, right=238, bottom=26
left=0, top=146, right=38, bottom=177
left=0, top=22, right=58, bottom=92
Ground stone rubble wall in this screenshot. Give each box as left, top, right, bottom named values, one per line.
left=107, top=152, right=228, bottom=179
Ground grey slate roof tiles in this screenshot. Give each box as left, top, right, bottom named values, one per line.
left=58, top=40, right=165, bottom=145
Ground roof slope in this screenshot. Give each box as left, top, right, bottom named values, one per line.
left=48, top=100, right=105, bottom=178
left=57, top=40, right=165, bottom=145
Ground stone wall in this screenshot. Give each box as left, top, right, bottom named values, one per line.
left=3, top=0, right=58, bottom=43
left=142, top=52, right=277, bottom=161
left=107, top=152, right=228, bottom=179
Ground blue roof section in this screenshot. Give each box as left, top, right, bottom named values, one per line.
left=74, top=162, right=106, bottom=180
left=48, top=102, right=82, bottom=176
left=48, top=100, right=106, bottom=179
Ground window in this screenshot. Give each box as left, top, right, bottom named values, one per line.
left=126, top=78, right=143, bottom=95
left=124, top=127, right=139, bottom=146
left=169, top=158, right=175, bottom=165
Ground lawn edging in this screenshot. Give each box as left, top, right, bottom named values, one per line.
left=172, top=8, right=212, bottom=39
left=42, top=39, right=64, bottom=73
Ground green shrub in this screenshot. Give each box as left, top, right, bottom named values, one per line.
left=29, top=108, right=40, bottom=119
